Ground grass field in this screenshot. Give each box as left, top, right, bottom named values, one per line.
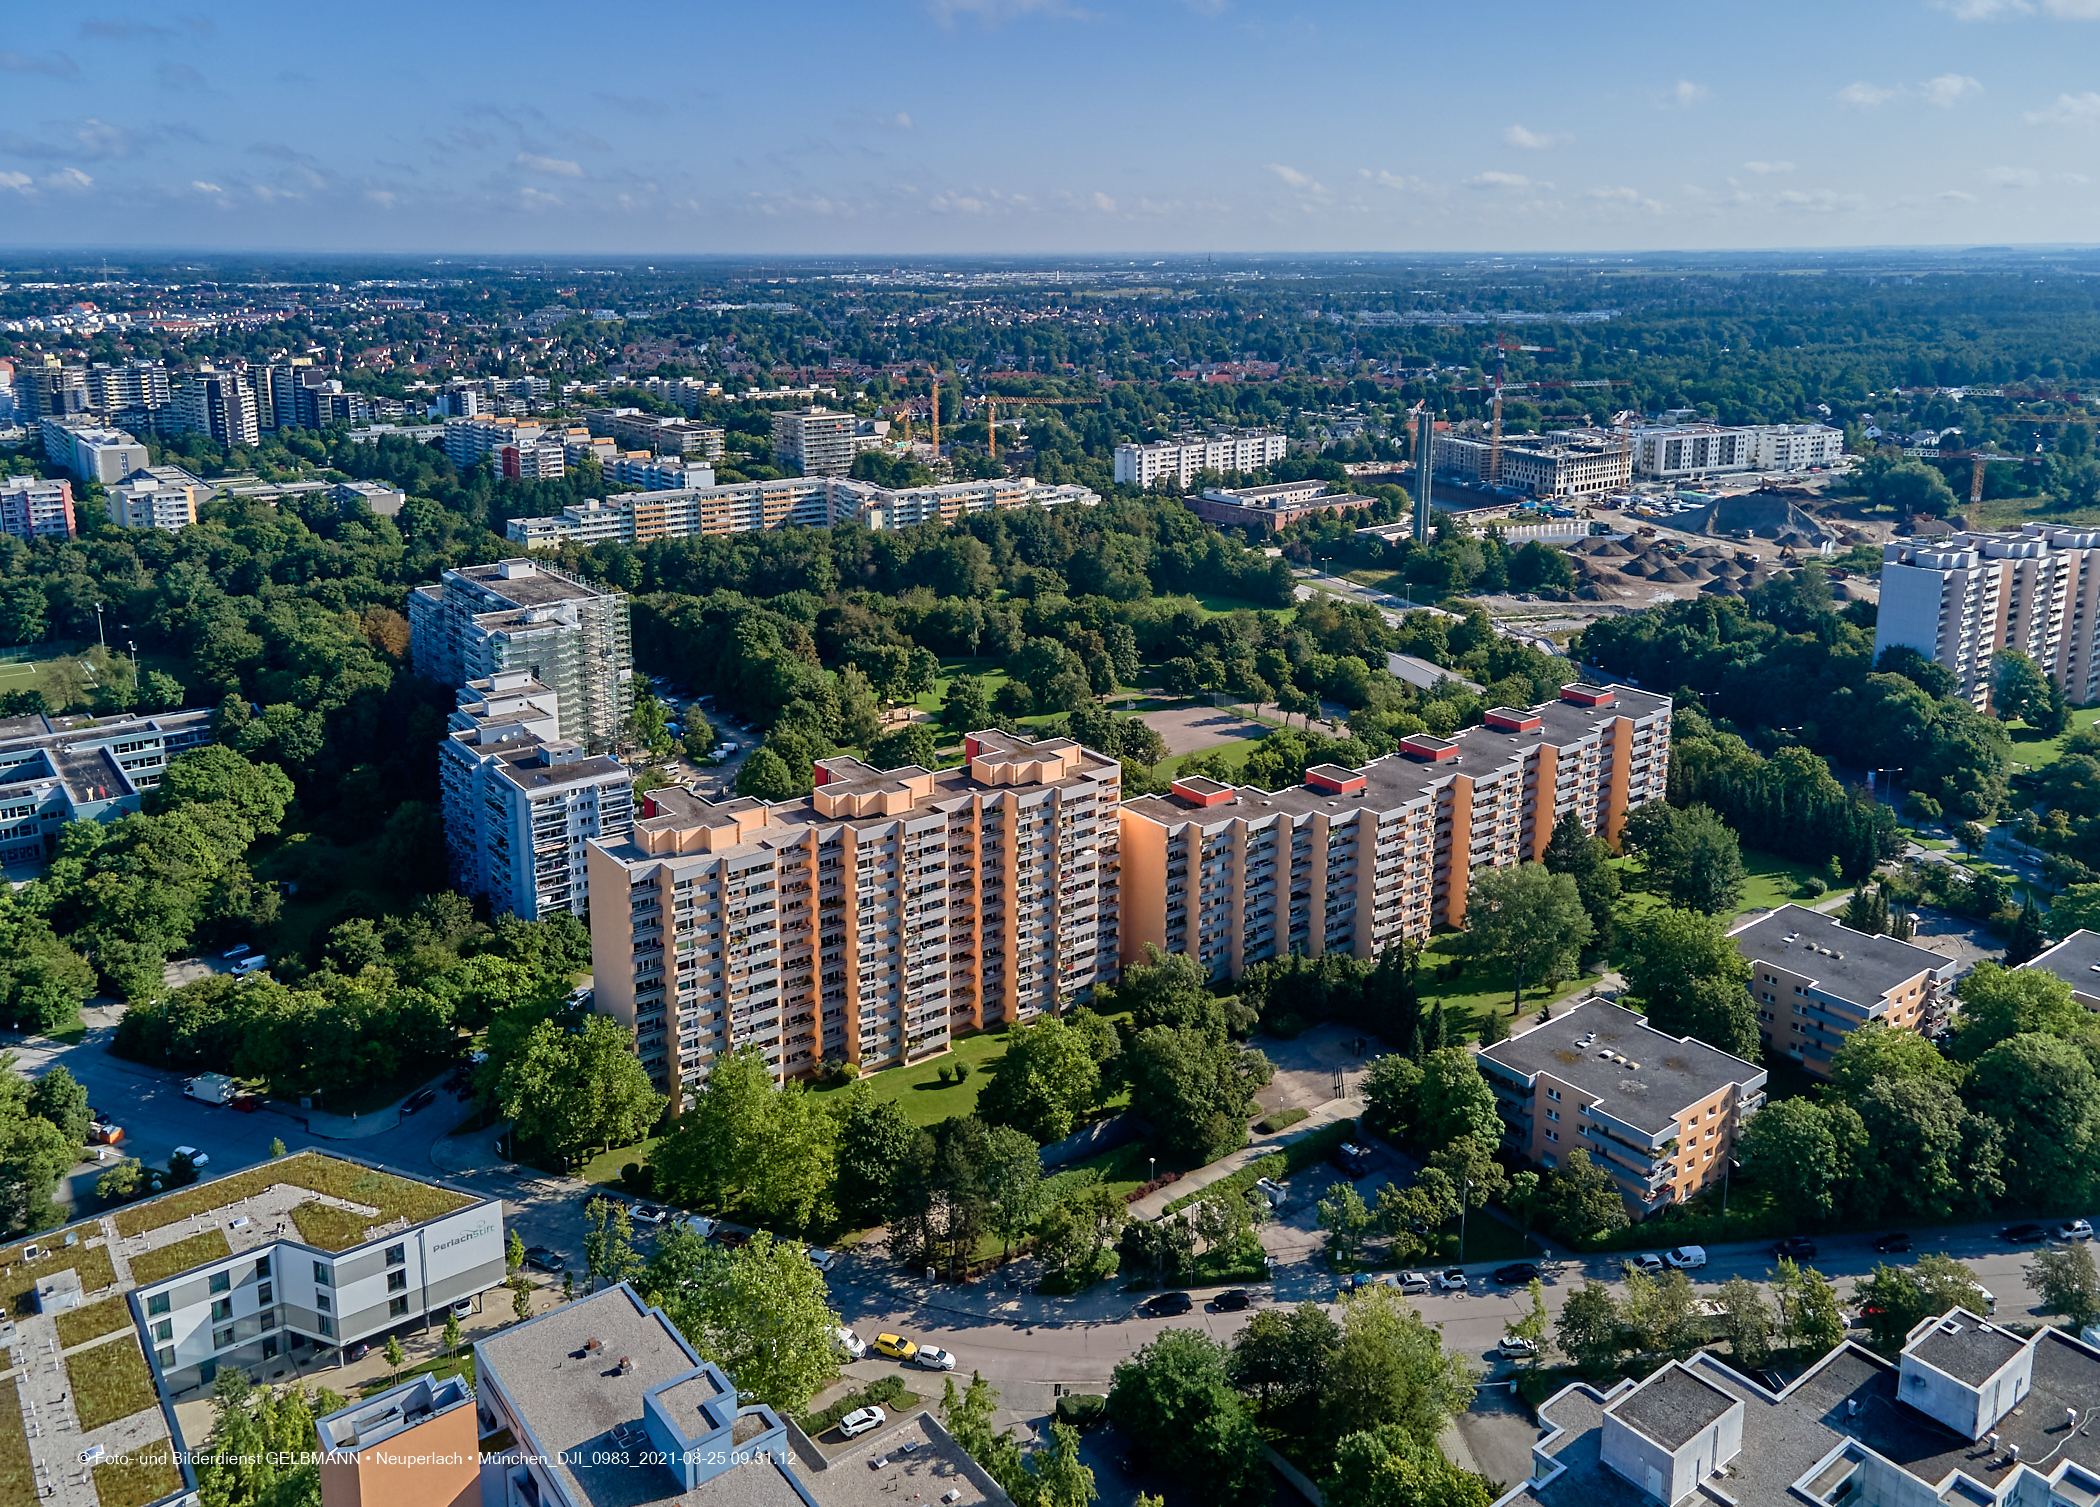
left=1614, top=846, right=1828, bottom=926
left=2004, top=706, right=2100, bottom=768
left=1152, top=732, right=1270, bottom=786
left=808, top=1027, right=1016, bottom=1126
left=66, top=1337, right=158, bottom=1432
left=1191, top=593, right=1296, bottom=623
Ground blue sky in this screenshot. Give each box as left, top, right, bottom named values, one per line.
left=4, top=0, right=2100, bottom=255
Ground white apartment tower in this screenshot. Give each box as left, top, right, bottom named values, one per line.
left=587, top=731, right=1120, bottom=1092
left=408, top=559, right=633, bottom=753
left=176, top=369, right=262, bottom=447
left=770, top=407, right=871, bottom=477
left=1878, top=522, right=2100, bottom=709
left=1114, top=431, right=1289, bottom=488
left=439, top=672, right=635, bottom=920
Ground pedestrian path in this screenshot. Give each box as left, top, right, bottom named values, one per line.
left=1124, top=1095, right=1363, bottom=1221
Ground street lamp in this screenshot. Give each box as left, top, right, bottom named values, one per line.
left=1458, top=1173, right=1470, bottom=1264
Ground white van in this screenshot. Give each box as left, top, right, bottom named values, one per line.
left=1664, top=1245, right=1707, bottom=1270
left=230, top=954, right=269, bottom=976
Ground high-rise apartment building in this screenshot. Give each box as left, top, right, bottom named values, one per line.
left=14, top=362, right=88, bottom=424
left=587, top=731, right=1121, bottom=1093
left=771, top=406, right=885, bottom=477
left=1877, top=523, right=2100, bottom=709
left=1117, top=685, right=1671, bottom=979
left=438, top=672, right=634, bottom=920
left=174, top=368, right=262, bottom=447
left=582, top=408, right=726, bottom=459
left=408, top=559, right=633, bottom=753
left=1113, top=431, right=1289, bottom=488
left=445, top=415, right=548, bottom=470
left=0, top=475, right=75, bottom=541
left=86, top=359, right=172, bottom=421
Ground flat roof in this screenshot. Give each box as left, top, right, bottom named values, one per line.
left=1729, top=905, right=1950, bottom=1008
left=1606, top=1363, right=1736, bottom=1451
left=2024, top=929, right=2100, bottom=999
left=447, top=559, right=614, bottom=609
left=1905, top=1312, right=2025, bottom=1387
left=800, top=1413, right=1000, bottom=1507
left=1478, top=999, right=1763, bottom=1136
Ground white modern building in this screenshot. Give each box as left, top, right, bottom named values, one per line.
left=1750, top=422, right=1845, bottom=471
left=1877, top=522, right=2100, bottom=709
left=1113, top=431, right=1289, bottom=488
left=409, top=559, right=634, bottom=753
left=444, top=416, right=551, bottom=471
left=438, top=671, right=634, bottom=919
left=1433, top=430, right=1631, bottom=498
left=173, top=368, right=262, bottom=447
left=107, top=470, right=205, bottom=532
left=1627, top=421, right=1844, bottom=480
left=40, top=418, right=147, bottom=485
left=771, top=407, right=886, bottom=477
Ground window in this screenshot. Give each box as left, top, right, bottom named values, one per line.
left=389, top=1297, right=410, bottom=1318
left=262, top=1337, right=279, bottom=1361
left=147, top=1292, right=170, bottom=1317
left=313, top=1262, right=331, bottom=1286
left=213, top=1325, right=236, bottom=1351
left=258, top=1283, right=273, bottom=1307
left=318, top=1317, right=334, bottom=1338
left=152, top=1320, right=172, bottom=1343
left=1546, top=1130, right=1559, bottom=1142
left=156, top=1347, right=175, bottom=1371
left=255, top=1257, right=271, bottom=1278
left=316, top=1293, right=330, bottom=1313
left=1546, top=1088, right=1560, bottom=1103
left=385, top=1244, right=406, bottom=1268
left=209, top=1271, right=231, bottom=1295
left=387, top=1271, right=408, bottom=1294
left=1546, top=1109, right=1559, bottom=1122
left=211, top=1299, right=232, bottom=1322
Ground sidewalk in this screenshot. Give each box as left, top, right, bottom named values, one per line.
left=1124, top=1094, right=1363, bottom=1221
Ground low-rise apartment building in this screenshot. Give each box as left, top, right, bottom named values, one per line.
left=587, top=731, right=1120, bottom=1093
left=2021, top=928, right=2100, bottom=1009
left=0, top=474, right=76, bottom=541
left=582, top=407, right=726, bottom=459
left=1113, top=430, right=1289, bottom=488
left=1432, top=430, right=1631, bottom=498
left=1187, top=480, right=1377, bottom=534
left=1628, top=421, right=1845, bottom=480
left=1877, top=523, right=2100, bottom=709
left=41, top=418, right=147, bottom=484
left=439, top=672, right=634, bottom=920
left=1729, top=904, right=1956, bottom=1076
left=505, top=476, right=1097, bottom=548
left=107, top=469, right=204, bottom=531
left=332, top=479, right=406, bottom=517
left=1477, top=998, right=1767, bottom=1217
left=0, top=706, right=213, bottom=868
left=1117, top=684, right=1671, bottom=979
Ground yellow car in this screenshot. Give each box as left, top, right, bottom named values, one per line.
left=872, top=1333, right=917, bottom=1361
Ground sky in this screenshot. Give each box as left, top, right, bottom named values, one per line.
left=5, top=0, right=2100, bottom=257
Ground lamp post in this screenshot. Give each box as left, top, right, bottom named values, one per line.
left=1458, top=1173, right=1470, bottom=1264
left=93, top=602, right=105, bottom=651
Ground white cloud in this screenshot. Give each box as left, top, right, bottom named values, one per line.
left=1502, top=123, right=1560, bottom=149
left=519, top=186, right=563, bottom=209
left=1988, top=165, right=2041, bottom=186
left=1468, top=170, right=1533, bottom=189
left=2063, top=171, right=2093, bottom=183
left=1922, top=73, right=1984, bottom=106
left=929, top=193, right=986, bottom=212
left=0, top=172, right=31, bottom=192
left=515, top=152, right=583, bottom=177
left=1360, top=168, right=1418, bottom=191
left=49, top=167, right=90, bottom=191
left=927, top=0, right=1089, bottom=24
left=1588, top=185, right=1664, bottom=212
left=1268, top=162, right=1318, bottom=190
left=1944, top=0, right=2100, bottom=16
left=1664, top=80, right=1708, bottom=108
left=364, top=189, right=397, bottom=207
left=1091, top=191, right=1115, bottom=211
left=1743, top=160, right=1795, bottom=175
left=191, top=180, right=223, bottom=194
left=1939, top=188, right=1978, bottom=200
left=1837, top=81, right=1899, bottom=108
left=2026, top=91, right=2100, bottom=127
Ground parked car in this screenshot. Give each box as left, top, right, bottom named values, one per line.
left=872, top=1334, right=917, bottom=1361
left=2002, top=1223, right=2049, bottom=1244
left=2055, top=1219, right=2094, bottom=1242
left=1333, top=1142, right=1373, bottom=1178
left=806, top=1247, right=837, bottom=1272
left=912, top=1346, right=957, bottom=1372
left=1493, top=1263, right=1541, bottom=1286
left=1396, top=1271, right=1432, bottom=1295
left=1141, top=1291, right=1194, bottom=1317
left=401, top=1088, right=438, bottom=1115
left=222, top=943, right=253, bottom=960
left=172, top=1146, right=209, bottom=1170
left=1664, top=1246, right=1707, bottom=1270
left=1771, top=1237, right=1818, bottom=1260
left=1972, top=1284, right=1998, bottom=1314
left=450, top=1297, right=474, bottom=1319
left=1873, top=1233, right=1914, bottom=1254
left=674, top=1214, right=717, bottom=1240
left=839, top=1407, right=887, bottom=1440
left=1624, top=1254, right=1665, bottom=1276
left=714, top=1228, right=751, bottom=1249
left=630, top=1206, right=669, bottom=1227
left=1498, top=1336, right=1538, bottom=1359
left=1212, top=1289, right=1252, bottom=1312
left=524, top=1247, right=565, bottom=1274
left=834, top=1326, right=867, bottom=1360
left=1434, top=1269, right=1469, bottom=1292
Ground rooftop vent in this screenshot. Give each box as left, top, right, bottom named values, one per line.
left=586, top=1337, right=603, bottom=1352
left=619, top=1357, right=633, bottom=1374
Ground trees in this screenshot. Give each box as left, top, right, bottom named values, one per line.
left=2027, top=1244, right=2100, bottom=1329
left=25, top=1068, right=89, bottom=1150
left=1555, top=1280, right=1623, bottom=1374
left=1949, top=963, right=2089, bottom=1062
left=1412, top=1048, right=1500, bottom=1149
left=1850, top=1075, right=1999, bottom=1221
left=1108, top=1330, right=1271, bottom=1507
left=1827, top=1020, right=1965, bottom=1096
left=1426, top=1137, right=1507, bottom=1211
left=1964, top=1033, right=2100, bottom=1206
left=1318, top=1183, right=1374, bottom=1265
left=1627, top=803, right=1746, bottom=914
left=584, top=1199, right=644, bottom=1294
left=1736, top=1097, right=1861, bottom=1224
left=1231, top=1303, right=1340, bottom=1413
left=1536, top=1150, right=1628, bottom=1241
left=735, top=746, right=800, bottom=801
left=975, top=1015, right=1102, bottom=1144
left=1112, top=944, right=1252, bottom=1039
left=650, top=1230, right=841, bottom=1410
left=1360, top=1054, right=1423, bottom=1137
left=1321, top=1284, right=1477, bottom=1444
left=1623, top=907, right=1758, bottom=1058
left=1126, top=1026, right=1272, bottom=1163
left=1459, top=862, right=1591, bottom=1011
left=834, top=1088, right=919, bottom=1226
left=1715, top=1277, right=1774, bottom=1366
left=1543, top=809, right=1620, bottom=957
left=1506, top=1281, right=1549, bottom=1367
left=1325, top=1427, right=1495, bottom=1507
left=983, top=1125, right=1043, bottom=1259
left=496, top=1016, right=665, bottom=1171
left=655, top=1048, right=837, bottom=1233
left=193, top=1370, right=344, bottom=1507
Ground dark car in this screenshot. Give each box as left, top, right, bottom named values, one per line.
left=1212, top=1289, right=1252, bottom=1312
left=523, top=1246, right=566, bottom=1274
left=2002, top=1223, right=2049, bottom=1244
left=1332, top=1142, right=1373, bottom=1178
left=1493, top=1263, right=1541, bottom=1286
left=1140, top=1291, right=1194, bottom=1317
left=401, top=1088, right=438, bottom=1115
left=714, top=1228, right=751, bottom=1249
left=1874, top=1232, right=1914, bottom=1254
left=1771, top=1237, right=1817, bottom=1260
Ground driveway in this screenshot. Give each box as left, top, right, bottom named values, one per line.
left=1140, top=704, right=1268, bottom=757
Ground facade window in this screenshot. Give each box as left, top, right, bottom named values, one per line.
left=147, top=1292, right=170, bottom=1317
left=387, top=1271, right=408, bottom=1293
left=152, top=1320, right=172, bottom=1343
left=258, top=1283, right=273, bottom=1307
left=317, top=1293, right=330, bottom=1312
left=389, top=1297, right=410, bottom=1318
left=213, top=1325, right=236, bottom=1351
left=209, top=1271, right=231, bottom=1295
left=313, top=1262, right=331, bottom=1286
left=1546, top=1088, right=1560, bottom=1102
left=385, top=1244, right=406, bottom=1268
left=1546, top=1130, right=1559, bottom=1142
left=211, top=1298, right=233, bottom=1322
left=318, top=1317, right=334, bottom=1338
left=156, top=1347, right=175, bottom=1371
left=255, top=1257, right=271, bottom=1278
left=262, top=1337, right=279, bottom=1360
left=1546, top=1109, right=1559, bottom=1122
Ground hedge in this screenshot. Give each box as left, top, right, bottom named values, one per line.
left=798, top=1375, right=917, bottom=1436
left=1256, top=1108, right=1309, bottom=1135
left=1054, top=1394, right=1107, bottom=1427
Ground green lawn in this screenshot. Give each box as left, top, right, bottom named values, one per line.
left=65, top=1337, right=158, bottom=1432
left=2005, top=706, right=2100, bottom=769
left=1152, top=732, right=1271, bottom=786
left=1613, top=847, right=1828, bottom=927
left=1416, top=930, right=1597, bottom=1042
left=808, top=1028, right=1015, bottom=1127
left=1192, top=593, right=1297, bottom=624
left=582, top=1137, right=663, bottom=1188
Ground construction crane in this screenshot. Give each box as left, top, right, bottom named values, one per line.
left=978, top=394, right=1102, bottom=460
left=1485, top=377, right=1628, bottom=486
left=1941, top=449, right=2047, bottom=506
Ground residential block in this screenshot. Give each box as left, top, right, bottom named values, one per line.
left=0, top=474, right=75, bottom=541
left=1729, top=903, right=1956, bottom=1077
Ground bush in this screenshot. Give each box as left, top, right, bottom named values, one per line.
left=1800, top=877, right=1829, bottom=898
left=797, top=1374, right=912, bottom=1435
left=1055, top=1393, right=1107, bottom=1427
left=1255, top=1108, right=1309, bottom=1135
left=619, top=1162, right=655, bottom=1196
left=953, top=1060, right=972, bottom=1083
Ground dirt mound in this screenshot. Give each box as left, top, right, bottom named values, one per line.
left=1702, top=576, right=1743, bottom=594
left=1653, top=565, right=1695, bottom=584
